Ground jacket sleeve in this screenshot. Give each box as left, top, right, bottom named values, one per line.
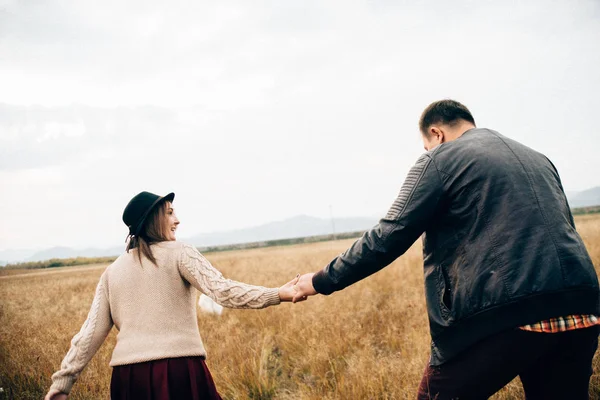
left=312, top=154, right=443, bottom=295
left=178, top=244, right=281, bottom=309
left=50, top=273, right=113, bottom=394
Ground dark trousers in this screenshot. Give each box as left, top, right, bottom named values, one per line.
left=417, top=326, right=599, bottom=400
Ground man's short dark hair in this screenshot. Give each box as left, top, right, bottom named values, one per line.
left=419, top=99, right=475, bottom=136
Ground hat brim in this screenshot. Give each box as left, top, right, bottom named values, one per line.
left=133, top=192, right=175, bottom=236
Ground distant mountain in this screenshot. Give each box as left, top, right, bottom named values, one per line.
left=0, top=248, right=40, bottom=266
left=2, top=215, right=377, bottom=265
left=186, top=214, right=377, bottom=247
left=26, top=246, right=77, bottom=261
left=26, top=245, right=123, bottom=262
left=567, top=187, right=600, bottom=208
left=5, top=189, right=598, bottom=266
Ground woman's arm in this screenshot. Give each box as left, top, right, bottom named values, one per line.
left=47, top=272, right=113, bottom=396
left=177, top=243, right=284, bottom=309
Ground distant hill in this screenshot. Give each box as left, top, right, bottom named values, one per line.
left=186, top=214, right=377, bottom=248
left=1, top=215, right=377, bottom=265
left=568, top=187, right=600, bottom=208
left=3, top=190, right=598, bottom=266
left=0, top=248, right=41, bottom=266
left=25, top=245, right=123, bottom=262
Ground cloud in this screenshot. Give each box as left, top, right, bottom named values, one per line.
left=0, top=0, right=599, bottom=250
left=0, top=104, right=181, bottom=170
left=1, top=0, right=597, bottom=108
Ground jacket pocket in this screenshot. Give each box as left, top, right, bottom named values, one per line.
left=437, top=265, right=453, bottom=320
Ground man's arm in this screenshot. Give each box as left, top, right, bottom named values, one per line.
left=311, top=153, right=444, bottom=296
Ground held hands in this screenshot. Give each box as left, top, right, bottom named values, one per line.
left=278, top=275, right=300, bottom=302
left=278, top=272, right=318, bottom=303
left=292, top=272, right=317, bottom=303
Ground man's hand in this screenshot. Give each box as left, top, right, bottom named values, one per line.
left=292, top=272, right=317, bottom=303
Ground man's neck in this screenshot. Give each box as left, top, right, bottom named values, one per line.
left=448, top=122, right=476, bottom=141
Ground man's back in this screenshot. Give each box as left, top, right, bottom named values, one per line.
left=424, top=128, right=599, bottom=364
left=303, top=99, right=600, bottom=399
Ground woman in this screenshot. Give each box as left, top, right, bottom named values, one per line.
left=44, top=191, right=300, bottom=400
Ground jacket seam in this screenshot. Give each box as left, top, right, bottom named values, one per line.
left=380, top=154, right=433, bottom=241
left=489, top=131, right=567, bottom=283
left=396, top=154, right=432, bottom=222
left=479, top=193, right=513, bottom=300
left=545, top=155, right=576, bottom=228
left=436, top=168, right=453, bottom=178
left=425, top=158, right=447, bottom=231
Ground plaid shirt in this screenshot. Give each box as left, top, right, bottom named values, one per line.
left=519, top=315, right=600, bottom=333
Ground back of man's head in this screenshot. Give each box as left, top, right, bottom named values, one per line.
left=419, top=99, right=476, bottom=137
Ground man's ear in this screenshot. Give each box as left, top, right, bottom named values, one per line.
left=428, top=126, right=445, bottom=143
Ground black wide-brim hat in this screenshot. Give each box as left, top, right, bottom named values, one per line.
left=122, top=191, right=175, bottom=236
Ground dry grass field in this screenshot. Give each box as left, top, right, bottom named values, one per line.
left=1, top=214, right=600, bottom=399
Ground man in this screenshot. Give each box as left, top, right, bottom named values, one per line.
left=293, top=100, right=600, bottom=399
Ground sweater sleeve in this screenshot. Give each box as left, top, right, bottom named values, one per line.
left=50, top=272, right=113, bottom=394
left=178, top=244, right=280, bottom=309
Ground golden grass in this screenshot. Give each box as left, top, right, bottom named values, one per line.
left=1, top=214, right=600, bottom=399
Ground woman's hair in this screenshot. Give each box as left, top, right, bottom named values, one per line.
left=125, top=201, right=170, bottom=266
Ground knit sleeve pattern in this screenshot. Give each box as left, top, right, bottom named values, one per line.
left=50, top=273, right=113, bottom=394
left=178, top=244, right=280, bottom=309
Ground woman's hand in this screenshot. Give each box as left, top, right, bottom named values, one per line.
left=44, top=389, right=68, bottom=400
left=278, top=274, right=302, bottom=302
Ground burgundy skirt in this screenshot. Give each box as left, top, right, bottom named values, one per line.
left=110, top=356, right=222, bottom=400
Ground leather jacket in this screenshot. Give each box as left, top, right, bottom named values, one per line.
left=312, top=128, right=599, bottom=365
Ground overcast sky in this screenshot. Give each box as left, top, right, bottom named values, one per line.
left=1, top=0, right=599, bottom=251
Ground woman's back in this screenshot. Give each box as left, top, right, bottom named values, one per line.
left=107, top=241, right=205, bottom=366
left=46, top=192, right=294, bottom=399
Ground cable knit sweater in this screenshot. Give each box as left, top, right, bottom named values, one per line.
left=50, top=241, right=280, bottom=394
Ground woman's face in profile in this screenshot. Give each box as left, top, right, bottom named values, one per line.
left=164, top=202, right=180, bottom=241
